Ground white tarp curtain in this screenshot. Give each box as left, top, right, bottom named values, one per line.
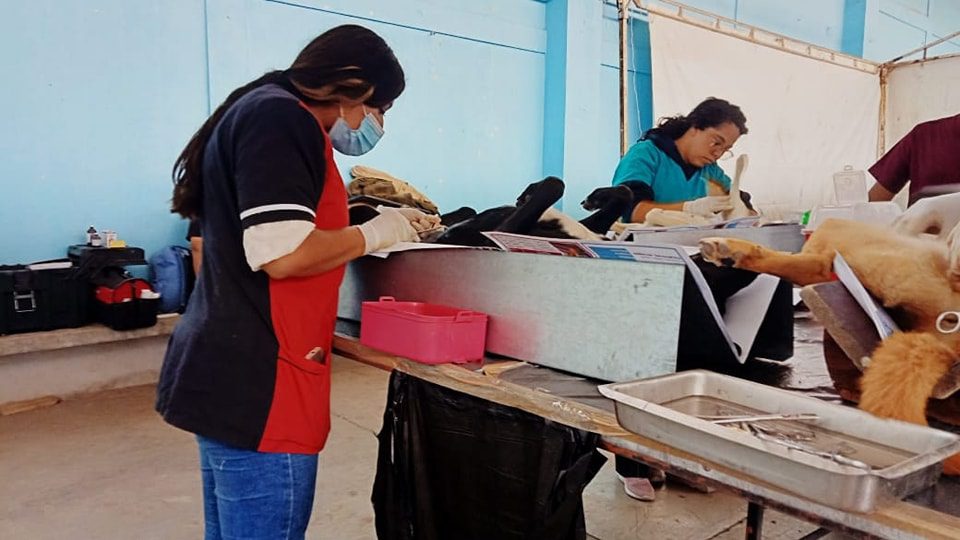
left=647, top=14, right=880, bottom=212
left=885, top=55, right=960, bottom=149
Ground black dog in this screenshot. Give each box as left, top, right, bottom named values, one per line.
left=349, top=177, right=634, bottom=248
left=434, top=177, right=633, bottom=247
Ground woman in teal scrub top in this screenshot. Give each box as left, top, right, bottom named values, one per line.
left=612, top=97, right=749, bottom=502
left=613, top=97, right=749, bottom=223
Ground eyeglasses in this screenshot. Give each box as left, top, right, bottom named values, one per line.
left=707, top=137, right=734, bottom=161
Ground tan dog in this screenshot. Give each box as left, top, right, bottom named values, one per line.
left=699, top=218, right=960, bottom=475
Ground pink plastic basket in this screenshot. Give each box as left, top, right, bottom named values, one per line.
left=359, top=296, right=488, bottom=364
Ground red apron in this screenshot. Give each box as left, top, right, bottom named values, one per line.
left=258, top=118, right=349, bottom=454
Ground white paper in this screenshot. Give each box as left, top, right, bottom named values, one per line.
left=833, top=253, right=900, bottom=338
left=481, top=232, right=599, bottom=258
left=721, top=274, right=781, bottom=362
left=366, top=241, right=482, bottom=259
left=584, top=243, right=685, bottom=265
left=672, top=248, right=742, bottom=361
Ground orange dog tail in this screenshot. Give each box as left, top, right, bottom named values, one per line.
left=859, top=332, right=960, bottom=475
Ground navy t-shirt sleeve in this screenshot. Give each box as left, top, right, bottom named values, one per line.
left=869, top=130, right=913, bottom=193
left=233, top=98, right=326, bottom=229
left=186, top=219, right=201, bottom=242
left=612, top=142, right=659, bottom=220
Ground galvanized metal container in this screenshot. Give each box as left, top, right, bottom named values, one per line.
left=599, top=370, right=960, bottom=513
left=338, top=249, right=686, bottom=382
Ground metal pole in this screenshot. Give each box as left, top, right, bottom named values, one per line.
left=619, top=0, right=630, bottom=156
left=884, top=29, right=960, bottom=65
left=632, top=0, right=878, bottom=74
left=877, top=65, right=888, bottom=158
left=746, top=501, right=764, bottom=540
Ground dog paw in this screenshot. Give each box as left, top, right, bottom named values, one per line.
left=699, top=238, right=744, bottom=268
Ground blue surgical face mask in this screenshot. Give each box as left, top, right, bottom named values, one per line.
left=328, top=106, right=384, bottom=156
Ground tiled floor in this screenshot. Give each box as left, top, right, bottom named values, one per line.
left=0, top=355, right=818, bottom=539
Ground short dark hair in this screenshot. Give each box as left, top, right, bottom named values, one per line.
left=643, top=97, right=748, bottom=141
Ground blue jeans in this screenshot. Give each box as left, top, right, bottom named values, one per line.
left=197, top=435, right=318, bottom=540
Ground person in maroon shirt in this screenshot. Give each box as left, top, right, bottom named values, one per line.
left=869, top=113, right=960, bottom=203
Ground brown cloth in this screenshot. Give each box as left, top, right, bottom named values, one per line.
left=347, top=165, right=439, bottom=214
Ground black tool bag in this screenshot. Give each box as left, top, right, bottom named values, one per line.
left=0, top=261, right=90, bottom=335
left=372, top=370, right=607, bottom=540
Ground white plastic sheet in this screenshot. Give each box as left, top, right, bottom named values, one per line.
left=647, top=14, right=880, bottom=212
left=885, top=55, right=960, bottom=149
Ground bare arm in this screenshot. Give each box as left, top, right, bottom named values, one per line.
left=630, top=201, right=685, bottom=222
left=190, top=237, right=203, bottom=276
left=260, top=226, right=365, bottom=280
left=869, top=182, right=896, bottom=202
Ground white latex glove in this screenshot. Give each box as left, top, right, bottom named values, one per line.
left=892, top=192, right=960, bottom=239
left=892, top=193, right=960, bottom=287
left=357, top=208, right=420, bottom=254
left=682, top=195, right=733, bottom=217
left=947, top=222, right=960, bottom=285
left=393, top=207, right=441, bottom=233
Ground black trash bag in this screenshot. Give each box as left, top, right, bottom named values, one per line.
left=372, top=371, right=607, bottom=540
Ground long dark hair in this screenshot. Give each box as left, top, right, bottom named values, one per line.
left=642, top=97, right=747, bottom=141
left=171, top=25, right=405, bottom=219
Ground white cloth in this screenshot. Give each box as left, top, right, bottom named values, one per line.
left=648, top=13, right=879, bottom=210
left=243, top=220, right=315, bottom=272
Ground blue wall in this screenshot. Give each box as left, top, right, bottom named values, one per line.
left=206, top=0, right=548, bottom=216
left=863, top=0, right=960, bottom=61
left=0, top=0, right=208, bottom=263
left=673, top=0, right=960, bottom=60
left=2, top=0, right=960, bottom=263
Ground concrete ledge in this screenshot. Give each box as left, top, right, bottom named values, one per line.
left=0, top=314, right=179, bottom=359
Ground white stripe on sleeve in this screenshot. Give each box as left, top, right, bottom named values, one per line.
left=239, top=203, right=316, bottom=221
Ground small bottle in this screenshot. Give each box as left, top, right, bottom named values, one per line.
left=86, top=226, right=98, bottom=245
left=90, top=233, right=103, bottom=247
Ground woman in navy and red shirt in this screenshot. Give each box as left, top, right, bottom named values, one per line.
left=156, top=25, right=434, bottom=539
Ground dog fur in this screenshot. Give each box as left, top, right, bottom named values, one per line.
left=699, top=218, right=960, bottom=475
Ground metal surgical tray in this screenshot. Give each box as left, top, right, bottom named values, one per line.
left=599, top=370, right=960, bottom=513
